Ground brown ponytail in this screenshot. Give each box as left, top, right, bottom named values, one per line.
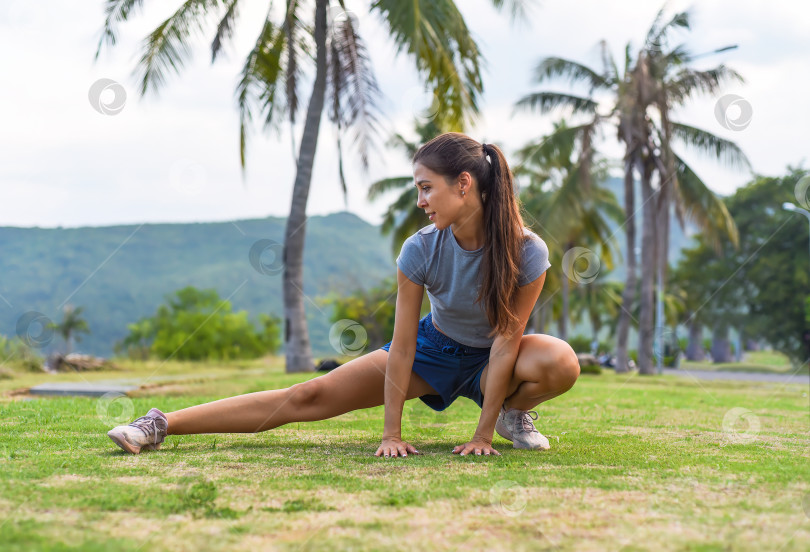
left=413, top=132, right=527, bottom=338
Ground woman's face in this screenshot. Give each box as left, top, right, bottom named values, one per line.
left=413, top=162, right=469, bottom=230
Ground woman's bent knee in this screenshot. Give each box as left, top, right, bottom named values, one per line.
left=287, top=379, right=322, bottom=409
left=555, top=343, right=580, bottom=391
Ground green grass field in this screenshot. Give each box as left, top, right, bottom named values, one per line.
left=680, top=351, right=809, bottom=375
left=1, top=359, right=808, bottom=551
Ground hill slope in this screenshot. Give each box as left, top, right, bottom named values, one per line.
left=0, top=212, right=394, bottom=357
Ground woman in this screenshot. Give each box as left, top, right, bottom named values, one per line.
left=107, top=133, right=580, bottom=457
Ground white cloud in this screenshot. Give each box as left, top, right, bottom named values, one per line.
left=0, top=0, right=808, bottom=228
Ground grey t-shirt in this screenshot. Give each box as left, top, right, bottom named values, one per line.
left=397, top=224, right=551, bottom=348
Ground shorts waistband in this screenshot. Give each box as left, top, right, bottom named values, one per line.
left=422, top=312, right=491, bottom=356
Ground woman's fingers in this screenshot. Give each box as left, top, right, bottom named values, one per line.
left=452, top=442, right=500, bottom=456
left=375, top=440, right=420, bottom=458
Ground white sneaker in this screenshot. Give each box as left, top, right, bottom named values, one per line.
left=495, top=406, right=550, bottom=450
left=107, top=408, right=168, bottom=454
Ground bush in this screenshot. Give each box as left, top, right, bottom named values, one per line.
left=0, top=334, right=43, bottom=372
left=567, top=335, right=594, bottom=354
left=320, top=278, right=397, bottom=352
left=580, top=363, right=602, bottom=375
left=116, top=287, right=282, bottom=361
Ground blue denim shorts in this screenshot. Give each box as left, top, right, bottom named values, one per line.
left=380, top=312, right=491, bottom=411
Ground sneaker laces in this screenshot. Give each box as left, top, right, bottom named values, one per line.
left=130, top=415, right=165, bottom=445
left=516, top=410, right=539, bottom=433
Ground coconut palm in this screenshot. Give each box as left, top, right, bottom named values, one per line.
left=49, top=305, right=91, bottom=355
left=515, top=39, right=644, bottom=371
left=515, top=120, right=624, bottom=341
left=95, top=0, right=532, bottom=372
left=633, top=8, right=750, bottom=373
left=515, top=6, right=748, bottom=373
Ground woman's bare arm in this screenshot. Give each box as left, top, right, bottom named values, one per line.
left=375, top=268, right=424, bottom=458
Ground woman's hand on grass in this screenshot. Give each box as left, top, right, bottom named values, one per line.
left=452, top=439, right=500, bottom=456
left=375, top=438, right=419, bottom=458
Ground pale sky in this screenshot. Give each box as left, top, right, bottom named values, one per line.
left=1, top=0, right=808, bottom=229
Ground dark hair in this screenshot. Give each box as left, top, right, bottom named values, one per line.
left=413, top=132, right=527, bottom=338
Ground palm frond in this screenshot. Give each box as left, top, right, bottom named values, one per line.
left=515, top=122, right=590, bottom=172
left=671, top=122, right=751, bottom=170
left=514, top=92, right=598, bottom=115
left=237, top=12, right=286, bottom=169
left=667, top=65, right=744, bottom=104
left=368, top=177, right=412, bottom=201
left=672, top=153, right=739, bottom=250
left=599, top=40, right=620, bottom=84
left=645, top=8, right=690, bottom=54
left=95, top=0, right=146, bottom=59
left=210, top=0, right=242, bottom=62
left=371, top=0, right=484, bottom=130
left=489, top=0, right=537, bottom=22
left=534, top=57, right=610, bottom=92
left=284, top=0, right=306, bottom=124
left=327, top=11, right=384, bottom=171
left=134, top=0, right=225, bottom=96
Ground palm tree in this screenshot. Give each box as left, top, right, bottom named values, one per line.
left=95, top=0, right=530, bottom=372
left=49, top=305, right=91, bottom=355
left=633, top=8, right=750, bottom=373
left=515, top=120, right=624, bottom=341
left=515, top=6, right=748, bottom=373
left=515, top=40, right=643, bottom=372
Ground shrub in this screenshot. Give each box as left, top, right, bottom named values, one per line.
left=116, top=287, right=281, bottom=361
left=567, top=335, right=594, bottom=354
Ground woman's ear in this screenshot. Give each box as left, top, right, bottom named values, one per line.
left=457, top=171, right=473, bottom=193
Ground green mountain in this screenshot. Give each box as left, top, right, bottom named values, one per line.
left=0, top=195, right=699, bottom=359
left=0, top=212, right=394, bottom=358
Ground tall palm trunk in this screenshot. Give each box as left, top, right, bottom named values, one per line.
left=283, top=0, right=328, bottom=373
left=615, top=141, right=637, bottom=373
left=559, top=276, right=569, bottom=340
left=638, top=159, right=657, bottom=374
left=655, top=107, right=675, bottom=372
left=711, top=325, right=733, bottom=363
left=559, top=241, right=573, bottom=340
left=536, top=302, right=546, bottom=335
left=686, top=319, right=704, bottom=361
left=531, top=302, right=546, bottom=335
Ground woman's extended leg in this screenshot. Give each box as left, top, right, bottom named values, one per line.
left=166, top=349, right=437, bottom=435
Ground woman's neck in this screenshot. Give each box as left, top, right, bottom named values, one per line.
left=451, top=207, right=485, bottom=251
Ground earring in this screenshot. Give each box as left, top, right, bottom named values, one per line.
left=461, top=191, right=466, bottom=196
